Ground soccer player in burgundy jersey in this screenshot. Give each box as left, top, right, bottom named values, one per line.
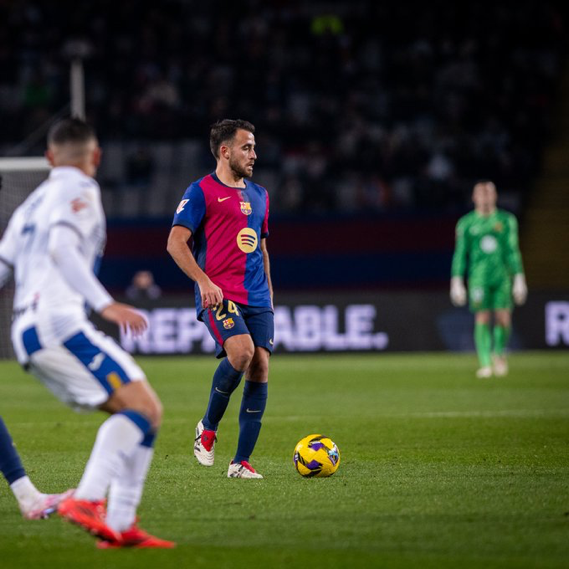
left=167, top=119, right=273, bottom=479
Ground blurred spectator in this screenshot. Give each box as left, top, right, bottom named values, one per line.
left=126, top=147, right=154, bottom=187
left=125, top=270, right=162, bottom=301
left=0, top=0, right=565, bottom=216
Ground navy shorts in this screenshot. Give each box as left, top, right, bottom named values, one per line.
left=201, top=299, right=274, bottom=359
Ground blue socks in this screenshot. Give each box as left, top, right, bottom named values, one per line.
left=202, top=360, right=268, bottom=463
left=234, top=381, right=268, bottom=463
left=0, top=417, right=26, bottom=485
left=202, top=358, right=243, bottom=431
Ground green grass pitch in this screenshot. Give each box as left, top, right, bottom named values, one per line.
left=0, top=352, right=568, bottom=569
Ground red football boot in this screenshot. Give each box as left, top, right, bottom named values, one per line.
left=58, top=497, right=120, bottom=543
left=97, top=525, right=176, bottom=549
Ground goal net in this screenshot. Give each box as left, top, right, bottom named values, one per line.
left=0, top=157, right=51, bottom=358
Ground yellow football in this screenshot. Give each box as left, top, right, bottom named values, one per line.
left=293, top=434, right=341, bottom=477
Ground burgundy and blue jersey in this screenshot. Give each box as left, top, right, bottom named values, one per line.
left=172, top=172, right=271, bottom=317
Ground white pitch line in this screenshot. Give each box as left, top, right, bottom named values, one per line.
left=263, top=409, right=569, bottom=420
left=6, top=409, right=569, bottom=428
left=405, top=409, right=569, bottom=418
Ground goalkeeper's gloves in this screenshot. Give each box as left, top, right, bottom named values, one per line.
left=450, top=276, right=467, bottom=306
left=512, top=273, right=527, bottom=305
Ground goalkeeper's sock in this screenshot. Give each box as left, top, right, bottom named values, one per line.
left=474, top=322, right=492, bottom=368
left=493, top=325, right=510, bottom=356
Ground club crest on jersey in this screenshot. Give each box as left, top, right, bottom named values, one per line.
left=494, top=222, right=503, bottom=232
left=240, top=201, right=252, bottom=216
left=223, top=318, right=235, bottom=330
left=176, top=199, right=189, bottom=214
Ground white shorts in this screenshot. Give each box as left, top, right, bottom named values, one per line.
left=23, top=322, right=146, bottom=412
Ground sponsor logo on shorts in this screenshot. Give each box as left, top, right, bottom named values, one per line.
left=471, top=287, right=484, bottom=304
left=106, top=372, right=123, bottom=390
left=269, top=339, right=274, bottom=346
left=223, top=318, right=235, bottom=330
left=88, top=352, right=105, bottom=371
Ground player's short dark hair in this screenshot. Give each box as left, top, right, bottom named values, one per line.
left=209, top=119, right=255, bottom=159
left=474, top=179, right=495, bottom=188
left=47, top=118, right=97, bottom=146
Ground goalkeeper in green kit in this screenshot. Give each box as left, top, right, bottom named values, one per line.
left=450, top=181, right=527, bottom=378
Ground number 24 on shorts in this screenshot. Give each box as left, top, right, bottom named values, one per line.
left=214, top=301, right=240, bottom=321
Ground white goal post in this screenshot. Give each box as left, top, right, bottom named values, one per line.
left=0, top=157, right=50, bottom=171
left=0, top=157, right=51, bottom=358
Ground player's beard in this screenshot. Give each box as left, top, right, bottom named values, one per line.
left=229, top=156, right=253, bottom=180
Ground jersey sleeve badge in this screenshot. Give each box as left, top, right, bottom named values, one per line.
left=71, top=198, right=88, bottom=213
left=176, top=199, right=189, bottom=214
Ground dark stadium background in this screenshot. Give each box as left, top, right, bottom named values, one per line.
left=1, top=4, right=569, bottom=567
left=1, top=0, right=568, bottom=353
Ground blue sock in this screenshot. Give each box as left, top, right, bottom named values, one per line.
left=0, top=417, right=26, bottom=485
left=141, top=429, right=157, bottom=448
left=234, top=382, right=268, bottom=463
left=203, top=358, right=243, bottom=431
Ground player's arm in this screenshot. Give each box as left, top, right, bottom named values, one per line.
left=166, top=225, right=223, bottom=309
left=450, top=218, right=468, bottom=306
left=260, top=188, right=273, bottom=306
left=505, top=214, right=527, bottom=305
left=260, top=238, right=273, bottom=306
left=48, top=224, right=147, bottom=335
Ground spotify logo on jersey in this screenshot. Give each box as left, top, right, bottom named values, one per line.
left=480, top=235, right=497, bottom=253
left=237, top=228, right=258, bottom=253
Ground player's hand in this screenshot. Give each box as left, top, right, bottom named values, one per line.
left=450, top=276, right=467, bottom=306
left=100, top=302, right=148, bottom=336
left=199, top=279, right=224, bottom=310
left=513, top=274, right=527, bottom=305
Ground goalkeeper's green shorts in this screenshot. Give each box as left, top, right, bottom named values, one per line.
left=468, top=279, right=512, bottom=312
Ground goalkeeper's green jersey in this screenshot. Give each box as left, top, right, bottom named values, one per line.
left=451, top=209, right=524, bottom=285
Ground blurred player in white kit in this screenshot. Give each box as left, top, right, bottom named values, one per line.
left=0, top=118, right=174, bottom=548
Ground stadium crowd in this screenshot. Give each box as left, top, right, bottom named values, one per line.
left=0, top=0, right=565, bottom=215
